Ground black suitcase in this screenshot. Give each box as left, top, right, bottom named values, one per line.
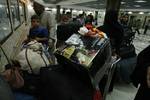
left=40, top=64, right=93, bottom=100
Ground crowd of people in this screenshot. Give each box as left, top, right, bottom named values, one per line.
left=0, top=0, right=150, bottom=100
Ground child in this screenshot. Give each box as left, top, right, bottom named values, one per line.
left=24, top=15, right=53, bottom=64
left=28, top=14, right=49, bottom=46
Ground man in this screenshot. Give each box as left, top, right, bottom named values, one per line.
left=143, top=19, right=150, bottom=35
left=134, top=19, right=141, bottom=35
left=33, top=1, right=57, bottom=51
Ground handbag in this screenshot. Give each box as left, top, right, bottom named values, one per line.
left=2, top=65, right=24, bottom=89
left=0, top=45, right=24, bottom=89
left=118, top=44, right=136, bottom=59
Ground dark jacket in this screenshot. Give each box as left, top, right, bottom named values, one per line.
left=131, top=45, right=150, bottom=87
left=97, top=10, right=124, bottom=54
left=130, top=45, right=150, bottom=100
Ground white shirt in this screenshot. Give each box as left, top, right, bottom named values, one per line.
left=40, top=11, right=57, bottom=41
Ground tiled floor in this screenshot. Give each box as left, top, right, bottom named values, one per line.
left=106, top=82, right=138, bottom=100
left=106, top=29, right=150, bottom=100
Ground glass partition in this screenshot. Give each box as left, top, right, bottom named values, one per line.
left=10, top=0, right=20, bottom=28
left=19, top=2, right=25, bottom=23
left=0, top=0, right=12, bottom=41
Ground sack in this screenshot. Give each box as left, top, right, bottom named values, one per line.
left=118, top=44, right=136, bottom=59
left=16, top=41, right=50, bottom=74
left=2, top=67, right=24, bottom=89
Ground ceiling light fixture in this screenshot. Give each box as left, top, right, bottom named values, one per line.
left=99, top=4, right=104, bottom=5
left=134, top=0, right=147, bottom=3
left=121, top=2, right=126, bottom=4
left=128, top=11, right=133, bottom=14
left=134, top=5, right=141, bottom=7
left=139, top=12, right=144, bottom=14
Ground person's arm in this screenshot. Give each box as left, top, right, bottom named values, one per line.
left=47, top=12, right=57, bottom=41
left=35, top=37, right=48, bottom=42
left=35, top=28, right=48, bottom=42
left=147, top=66, right=150, bottom=88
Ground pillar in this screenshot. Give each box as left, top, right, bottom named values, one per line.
left=56, top=5, right=61, bottom=23
left=104, top=0, right=122, bottom=23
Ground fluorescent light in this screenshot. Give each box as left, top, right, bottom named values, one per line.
left=66, top=9, right=70, bottom=12
left=93, top=4, right=98, bottom=6
left=139, top=12, right=144, bottom=14
left=128, top=11, right=133, bottom=14
left=79, top=10, right=83, bottom=14
left=60, top=8, right=63, bottom=12
left=72, top=10, right=77, bottom=13
left=99, top=4, right=104, bottom=5
left=134, top=5, right=141, bottom=7
left=45, top=7, right=50, bottom=10
left=121, top=2, right=126, bottom=4
left=52, top=8, right=57, bottom=12
left=134, top=0, right=147, bottom=3
left=0, top=4, right=3, bottom=8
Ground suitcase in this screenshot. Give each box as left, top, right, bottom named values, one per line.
left=40, top=64, right=93, bottom=100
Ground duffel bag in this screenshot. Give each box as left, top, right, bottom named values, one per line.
left=118, top=44, right=136, bottom=59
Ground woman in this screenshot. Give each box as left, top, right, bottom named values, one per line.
left=131, top=45, right=150, bottom=100
left=97, top=10, right=124, bottom=55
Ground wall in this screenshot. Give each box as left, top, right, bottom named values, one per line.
left=0, top=23, right=28, bottom=72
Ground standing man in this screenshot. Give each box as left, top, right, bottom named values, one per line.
left=143, top=19, right=150, bottom=35
left=33, top=1, right=57, bottom=51
left=135, top=19, right=142, bottom=35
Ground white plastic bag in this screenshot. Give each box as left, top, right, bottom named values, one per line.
left=16, top=40, right=50, bottom=74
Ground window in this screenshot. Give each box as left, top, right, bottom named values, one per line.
left=0, top=46, right=9, bottom=72
left=19, top=2, right=25, bottom=23
left=0, top=0, right=12, bottom=41
left=10, top=0, right=20, bottom=28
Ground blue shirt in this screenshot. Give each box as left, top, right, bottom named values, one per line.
left=29, top=26, right=49, bottom=45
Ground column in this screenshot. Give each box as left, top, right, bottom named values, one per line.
left=56, top=5, right=61, bottom=23
left=104, top=0, right=122, bottom=21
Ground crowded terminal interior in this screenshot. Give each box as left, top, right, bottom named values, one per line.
left=0, top=0, right=150, bottom=100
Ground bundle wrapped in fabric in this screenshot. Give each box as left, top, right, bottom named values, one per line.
left=78, top=26, right=107, bottom=38
left=15, top=40, right=50, bottom=75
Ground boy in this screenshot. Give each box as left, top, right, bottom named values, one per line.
left=28, top=14, right=49, bottom=46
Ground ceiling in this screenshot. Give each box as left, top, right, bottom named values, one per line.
left=40, top=0, right=150, bottom=10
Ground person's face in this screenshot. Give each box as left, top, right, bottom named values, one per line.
left=33, top=2, right=44, bottom=15
left=31, top=19, right=40, bottom=28
left=123, top=15, right=128, bottom=21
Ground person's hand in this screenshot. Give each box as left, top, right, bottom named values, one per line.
left=35, top=37, right=40, bottom=41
